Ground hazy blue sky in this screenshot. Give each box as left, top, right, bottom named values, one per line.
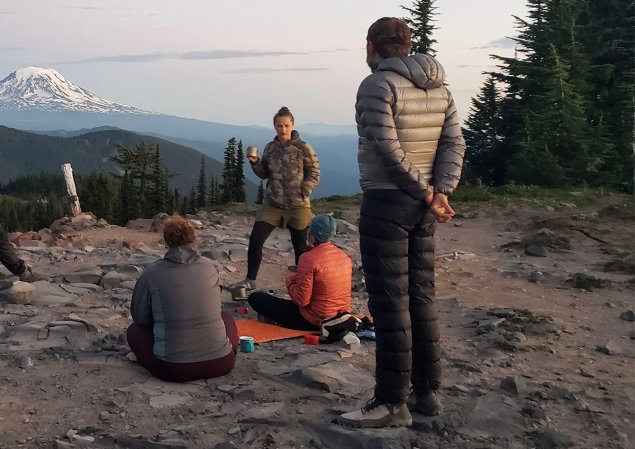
left=1, top=0, right=527, bottom=127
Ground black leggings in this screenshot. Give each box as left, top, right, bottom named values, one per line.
left=248, top=291, right=316, bottom=331
left=247, top=221, right=308, bottom=280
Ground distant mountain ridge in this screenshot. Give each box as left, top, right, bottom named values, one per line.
left=0, top=67, right=360, bottom=198
left=0, top=125, right=258, bottom=200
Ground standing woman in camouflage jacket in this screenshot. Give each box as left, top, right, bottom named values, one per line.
left=232, top=106, right=320, bottom=290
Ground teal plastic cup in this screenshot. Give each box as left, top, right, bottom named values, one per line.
left=240, top=336, right=255, bottom=353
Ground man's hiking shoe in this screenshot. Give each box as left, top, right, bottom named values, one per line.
left=228, top=278, right=257, bottom=290
left=337, top=398, right=412, bottom=428
left=19, top=267, right=44, bottom=283
left=407, top=390, right=443, bottom=416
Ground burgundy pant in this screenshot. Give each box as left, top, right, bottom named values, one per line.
left=127, top=311, right=239, bottom=382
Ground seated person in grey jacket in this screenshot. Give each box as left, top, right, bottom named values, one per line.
left=127, top=215, right=238, bottom=382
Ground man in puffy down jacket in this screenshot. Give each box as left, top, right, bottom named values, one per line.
left=338, top=17, right=466, bottom=428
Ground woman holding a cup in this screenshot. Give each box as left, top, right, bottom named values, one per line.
left=231, top=106, right=320, bottom=290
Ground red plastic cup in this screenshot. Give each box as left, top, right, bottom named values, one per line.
left=304, top=334, right=319, bottom=345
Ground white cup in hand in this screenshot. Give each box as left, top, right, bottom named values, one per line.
left=247, top=146, right=258, bottom=162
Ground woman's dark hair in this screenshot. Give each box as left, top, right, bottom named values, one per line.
left=367, top=17, right=412, bottom=59
left=163, top=214, right=196, bottom=247
left=273, top=106, right=294, bottom=124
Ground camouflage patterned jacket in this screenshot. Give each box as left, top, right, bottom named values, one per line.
left=250, top=130, right=320, bottom=209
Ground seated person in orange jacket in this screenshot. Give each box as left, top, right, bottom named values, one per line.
left=248, top=214, right=352, bottom=330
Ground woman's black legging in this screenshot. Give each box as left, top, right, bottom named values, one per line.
left=248, top=291, right=316, bottom=330
left=247, top=221, right=309, bottom=280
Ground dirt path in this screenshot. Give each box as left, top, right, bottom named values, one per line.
left=0, top=200, right=633, bottom=449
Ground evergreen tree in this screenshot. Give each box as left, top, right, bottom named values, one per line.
left=188, top=186, right=197, bottom=214
left=164, top=170, right=174, bottom=213
left=30, top=195, right=66, bottom=231
left=208, top=176, right=221, bottom=207
left=221, top=138, right=238, bottom=204
left=179, top=194, right=188, bottom=216
left=78, top=172, right=120, bottom=223
left=547, top=0, right=590, bottom=94
left=173, top=188, right=181, bottom=215
left=0, top=196, right=30, bottom=232
left=110, top=141, right=157, bottom=218
left=509, top=44, right=595, bottom=185
left=234, top=140, right=246, bottom=202
left=196, top=156, right=207, bottom=209
left=487, top=1, right=553, bottom=185
left=402, top=0, right=438, bottom=55
left=462, top=76, right=506, bottom=186
left=117, top=171, right=137, bottom=224
left=256, top=181, right=265, bottom=204
left=581, top=0, right=635, bottom=191
left=148, top=145, right=166, bottom=216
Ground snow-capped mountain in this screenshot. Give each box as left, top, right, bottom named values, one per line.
left=0, top=67, right=151, bottom=113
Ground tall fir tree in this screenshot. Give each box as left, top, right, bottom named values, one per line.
left=173, top=188, right=181, bottom=215
left=510, top=44, right=594, bottom=185
left=196, top=155, right=207, bottom=209
left=110, top=141, right=158, bottom=218
left=78, top=172, right=120, bottom=224
left=148, top=145, right=166, bottom=216
left=179, top=194, right=188, bottom=216
left=402, top=0, right=438, bottom=55
left=221, top=138, right=238, bottom=204
left=486, top=1, right=553, bottom=180
left=187, top=186, right=197, bottom=214
left=234, top=140, right=246, bottom=203
left=208, top=176, right=221, bottom=207
left=117, top=171, right=138, bottom=224
left=164, top=169, right=174, bottom=213
left=256, top=181, right=265, bottom=204
left=462, top=76, right=506, bottom=186
left=581, top=0, right=635, bottom=191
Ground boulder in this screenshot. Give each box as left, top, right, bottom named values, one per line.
left=100, top=271, right=133, bottom=290
left=0, top=281, right=37, bottom=305
left=126, top=218, right=153, bottom=231
left=463, top=393, right=525, bottom=438
left=64, top=269, right=103, bottom=285
left=525, top=245, right=548, bottom=257
left=150, top=213, right=170, bottom=233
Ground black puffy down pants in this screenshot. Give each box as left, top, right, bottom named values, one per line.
left=360, top=190, right=442, bottom=405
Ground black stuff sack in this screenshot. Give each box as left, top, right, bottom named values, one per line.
left=319, top=312, right=361, bottom=344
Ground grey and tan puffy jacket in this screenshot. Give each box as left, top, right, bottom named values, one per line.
left=130, top=246, right=232, bottom=363
left=250, top=130, right=320, bottom=209
left=356, top=54, right=466, bottom=199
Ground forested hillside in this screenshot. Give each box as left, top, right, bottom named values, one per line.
left=0, top=125, right=251, bottom=195
left=462, top=0, right=634, bottom=192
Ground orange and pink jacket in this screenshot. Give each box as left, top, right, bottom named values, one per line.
left=286, top=241, right=352, bottom=326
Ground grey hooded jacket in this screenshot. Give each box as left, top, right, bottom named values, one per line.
left=130, top=246, right=232, bottom=363
left=356, top=54, right=466, bottom=199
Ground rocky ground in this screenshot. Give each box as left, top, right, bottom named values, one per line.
left=0, top=195, right=633, bottom=449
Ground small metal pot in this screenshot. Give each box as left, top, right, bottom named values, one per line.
left=231, top=287, right=248, bottom=301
